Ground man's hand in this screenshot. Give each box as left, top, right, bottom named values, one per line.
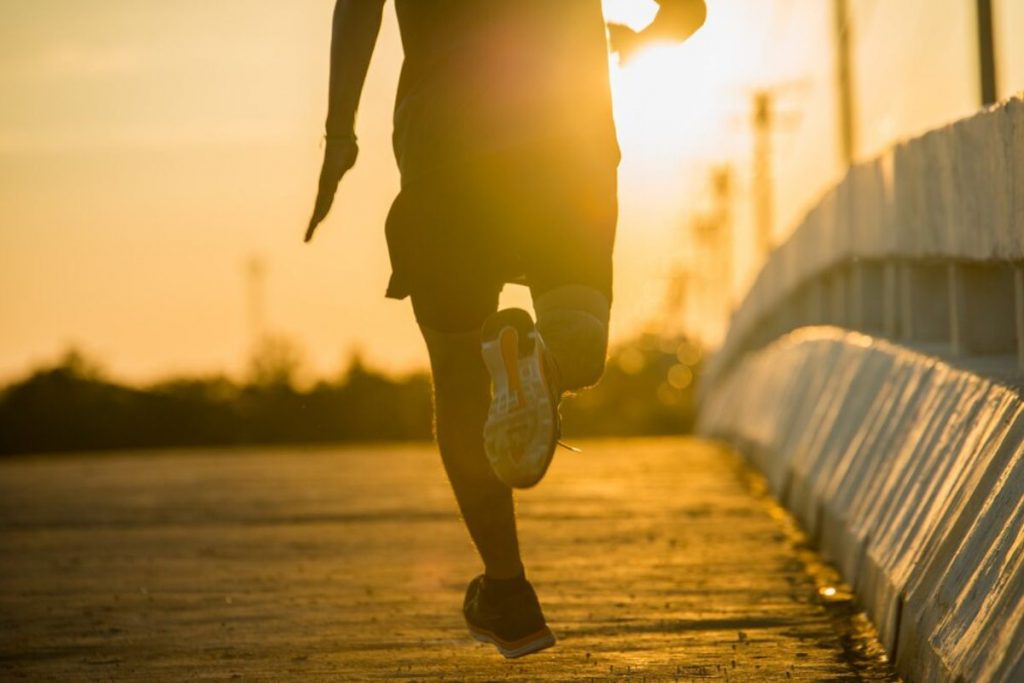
left=607, top=23, right=645, bottom=64
left=608, top=0, right=707, bottom=65
left=305, top=137, right=358, bottom=243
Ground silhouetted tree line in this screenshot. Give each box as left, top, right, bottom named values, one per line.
left=0, top=335, right=700, bottom=456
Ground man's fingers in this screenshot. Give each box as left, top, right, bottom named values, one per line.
left=304, top=139, right=357, bottom=243
left=305, top=189, right=336, bottom=242
left=306, top=200, right=326, bottom=241
left=304, top=168, right=340, bottom=242
left=305, top=216, right=322, bottom=243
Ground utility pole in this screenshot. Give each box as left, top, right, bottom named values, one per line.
left=833, top=0, right=856, bottom=166
left=711, top=166, right=734, bottom=312
left=752, top=91, right=774, bottom=260
left=733, top=84, right=801, bottom=268
left=685, top=166, right=734, bottom=336
left=976, top=0, right=998, bottom=105
left=663, top=265, right=690, bottom=337
left=246, top=256, right=267, bottom=354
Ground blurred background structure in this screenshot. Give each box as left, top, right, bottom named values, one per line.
left=1, top=0, right=1022, bottom=448
left=3, top=4, right=1024, bottom=681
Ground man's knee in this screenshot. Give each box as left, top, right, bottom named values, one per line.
left=543, top=313, right=607, bottom=390
left=534, top=285, right=610, bottom=392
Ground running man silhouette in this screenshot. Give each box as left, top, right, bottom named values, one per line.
left=307, top=0, right=705, bottom=659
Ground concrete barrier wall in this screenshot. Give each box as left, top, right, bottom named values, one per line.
left=708, top=95, right=1024, bottom=383
left=699, top=327, right=1024, bottom=682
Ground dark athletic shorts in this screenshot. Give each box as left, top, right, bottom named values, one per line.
left=384, top=140, right=618, bottom=333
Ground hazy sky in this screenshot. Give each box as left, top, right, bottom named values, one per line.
left=2, top=0, right=1021, bottom=383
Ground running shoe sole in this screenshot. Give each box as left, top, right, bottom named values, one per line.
left=480, top=308, right=559, bottom=489
left=466, top=622, right=557, bottom=659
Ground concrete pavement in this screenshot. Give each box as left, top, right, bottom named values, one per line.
left=0, top=438, right=897, bottom=681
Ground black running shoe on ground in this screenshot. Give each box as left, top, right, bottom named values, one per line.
left=481, top=308, right=561, bottom=489
left=463, top=575, right=556, bottom=659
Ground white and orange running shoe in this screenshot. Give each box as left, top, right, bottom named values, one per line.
left=481, top=308, right=561, bottom=489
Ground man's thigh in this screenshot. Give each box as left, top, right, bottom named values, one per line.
left=410, top=278, right=502, bottom=335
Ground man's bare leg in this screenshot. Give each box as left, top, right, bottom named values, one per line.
left=420, top=326, right=525, bottom=579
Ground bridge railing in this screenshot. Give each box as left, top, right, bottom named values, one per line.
left=699, top=94, right=1024, bottom=683
left=708, top=95, right=1024, bottom=382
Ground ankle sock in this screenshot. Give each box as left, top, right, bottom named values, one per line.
left=484, top=572, right=529, bottom=596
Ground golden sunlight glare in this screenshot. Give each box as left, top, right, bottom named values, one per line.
left=606, top=0, right=759, bottom=169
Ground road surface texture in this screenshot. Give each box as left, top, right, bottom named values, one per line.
left=0, top=438, right=897, bottom=681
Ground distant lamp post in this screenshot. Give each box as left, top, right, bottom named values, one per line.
left=737, top=85, right=801, bottom=264
left=752, top=92, right=775, bottom=261
left=976, top=0, right=998, bottom=105
left=246, top=256, right=267, bottom=354
left=833, top=0, right=856, bottom=166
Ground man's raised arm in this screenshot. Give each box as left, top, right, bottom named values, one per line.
left=608, top=0, right=707, bottom=64
left=306, top=0, right=386, bottom=242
